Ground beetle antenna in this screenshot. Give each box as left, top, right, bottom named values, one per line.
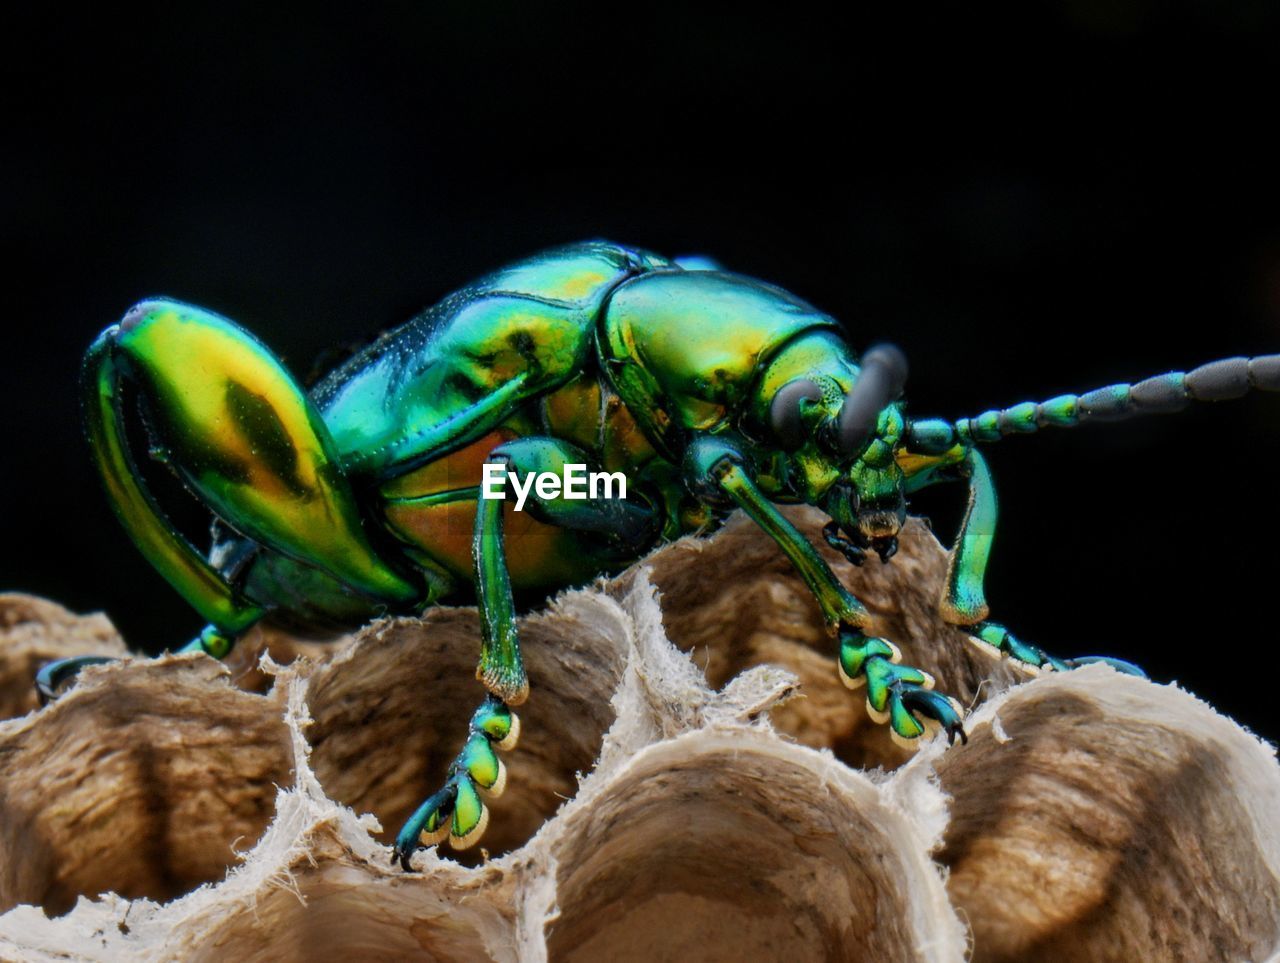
left=835, top=343, right=909, bottom=455
left=905, top=353, right=1280, bottom=452
left=769, top=379, right=824, bottom=450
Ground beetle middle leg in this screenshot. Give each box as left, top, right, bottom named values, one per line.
left=392, top=484, right=523, bottom=867
left=685, top=437, right=966, bottom=748
left=392, top=437, right=654, bottom=868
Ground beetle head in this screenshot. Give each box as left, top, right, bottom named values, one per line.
left=759, top=340, right=909, bottom=558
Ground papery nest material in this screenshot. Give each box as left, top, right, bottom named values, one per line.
left=0, top=508, right=1277, bottom=962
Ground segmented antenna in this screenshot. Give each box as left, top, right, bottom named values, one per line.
left=906, top=354, right=1280, bottom=453
left=836, top=343, right=909, bottom=455
left=769, top=379, right=824, bottom=450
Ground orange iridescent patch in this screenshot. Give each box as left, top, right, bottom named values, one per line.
left=380, top=430, right=603, bottom=589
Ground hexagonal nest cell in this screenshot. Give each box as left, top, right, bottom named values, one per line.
left=1, top=508, right=1278, bottom=962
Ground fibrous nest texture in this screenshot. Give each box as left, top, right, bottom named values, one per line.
left=1, top=508, right=1277, bottom=962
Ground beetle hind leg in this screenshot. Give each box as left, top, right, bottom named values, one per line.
left=88, top=299, right=418, bottom=608
left=36, top=621, right=245, bottom=705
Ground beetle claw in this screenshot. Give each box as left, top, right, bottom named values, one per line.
left=393, top=844, right=418, bottom=872
left=35, top=655, right=119, bottom=706
left=858, top=656, right=968, bottom=751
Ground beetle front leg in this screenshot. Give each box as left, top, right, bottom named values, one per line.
left=687, top=437, right=966, bottom=747
left=936, top=447, right=1143, bottom=676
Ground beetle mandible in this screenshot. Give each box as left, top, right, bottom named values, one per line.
left=40, top=240, right=1280, bottom=869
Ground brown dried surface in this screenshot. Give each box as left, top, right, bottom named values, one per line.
left=545, top=733, right=943, bottom=963
left=0, top=508, right=1276, bottom=961
left=939, top=680, right=1280, bottom=962
left=0, top=647, right=292, bottom=917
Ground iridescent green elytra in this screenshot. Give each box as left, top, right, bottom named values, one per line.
left=44, top=241, right=1280, bottom=870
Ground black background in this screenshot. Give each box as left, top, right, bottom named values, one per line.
left=4, top=3, right=1278, bottom=739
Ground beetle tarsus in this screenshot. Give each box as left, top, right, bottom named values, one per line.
left=392, top=699, right=519, bottom=869
left=838, top=625, right=966, bottom=749
left=966, top=621, right=1146, bottom=678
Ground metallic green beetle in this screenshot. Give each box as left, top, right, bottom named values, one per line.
left=42, top=241, right=1280, bottom=869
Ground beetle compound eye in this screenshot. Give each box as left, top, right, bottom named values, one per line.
left=769, top=379, right=824, bottom=450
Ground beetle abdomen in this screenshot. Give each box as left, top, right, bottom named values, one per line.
left=378, top=428, right=634, bottom=592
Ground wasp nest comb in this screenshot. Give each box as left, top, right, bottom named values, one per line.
left=1, top=508, right=1278, bottom=961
